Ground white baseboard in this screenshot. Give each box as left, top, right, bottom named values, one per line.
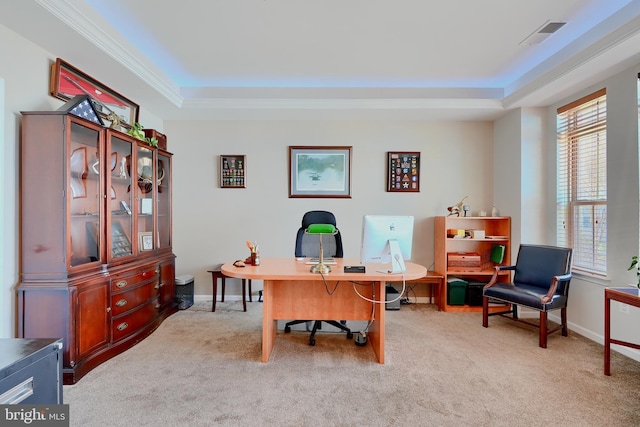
left=195, top=294, right=253, bottom=302
left=519, top=309, right=640, bottom=363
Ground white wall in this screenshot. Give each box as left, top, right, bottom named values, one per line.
left=552, top=64, right=640, bottom=361
left=0, top=76, right=6, bottom=337
left=0, top=24, right=59, bottom=338
left=165, top=120, right=494, bottom=297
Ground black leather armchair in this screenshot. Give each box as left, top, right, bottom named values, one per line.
left=482, top=244, right=573, bottom=348
left=284, top=210, right=352, bottom=346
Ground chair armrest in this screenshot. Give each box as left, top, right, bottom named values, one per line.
left=485, top=265, right=516, bottom=289
left=541, top=273, right=573, bottom=304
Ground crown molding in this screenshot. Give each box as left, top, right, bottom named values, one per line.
left=36, top=0, right=183, bottom=107
left=504, top=2, right=640, bottom=108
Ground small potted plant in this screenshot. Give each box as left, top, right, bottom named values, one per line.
left=626, top=256, right=640, bottom=288
left=127, top=122, right=158, bottom=148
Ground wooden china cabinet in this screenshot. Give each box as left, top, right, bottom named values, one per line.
left=17, top=111, right=177, bottom=384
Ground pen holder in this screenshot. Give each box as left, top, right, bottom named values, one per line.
left=249, top=251, right=260, bottom=266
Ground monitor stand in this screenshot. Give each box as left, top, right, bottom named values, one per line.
left=377, top=239, right=407, bottom=274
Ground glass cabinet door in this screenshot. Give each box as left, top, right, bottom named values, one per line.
left=157, top=151, right=172, bottom=250
left=107, top=133, right=134, bottom=260
left=136, top=145, right=155, bottom=253
left=68, top=121, right=103, bottom=267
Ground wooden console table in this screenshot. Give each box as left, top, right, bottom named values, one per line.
left=604, top=287, right=640, bottom=375
left=222, top=258, right=427, bottom=363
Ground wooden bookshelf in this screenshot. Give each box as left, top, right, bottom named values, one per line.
left=434, top=216, right=511, bottom=312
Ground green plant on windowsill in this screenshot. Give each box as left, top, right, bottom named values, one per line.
left=627, top=256, right=640, bottom=288
left=126, top=122, right=158, bottom=148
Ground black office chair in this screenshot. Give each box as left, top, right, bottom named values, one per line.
left=284, top=210, right=353, bottom=346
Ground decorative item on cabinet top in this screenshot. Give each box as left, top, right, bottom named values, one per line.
left=57, top=94, right=104, bottom=126
left=144, top=129, right=167, bottom=151
left=50, top=58, right=139, bottom=128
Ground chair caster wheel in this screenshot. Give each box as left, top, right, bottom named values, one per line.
left=284, top=325, right=291, bottom=333
left=309, top=338, right=315, bottom=346
left=347, top=332, right=353, bottom=339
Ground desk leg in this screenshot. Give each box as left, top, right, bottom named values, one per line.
left=262, top=280, right=277, bottom=363
left=604, top=294, right=611, bottom=376
left=367, top=280, right=385, bottom=364
left=241, top=279, right=247, bottom=312
left=210, top=273, right=218, bottom=312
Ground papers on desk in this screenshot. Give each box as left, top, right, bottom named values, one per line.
left=305, top=258, right=337, bottom=265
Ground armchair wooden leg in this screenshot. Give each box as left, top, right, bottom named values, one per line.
left=482, top=296, right=489, bottom=328
left=539, top=311, right=548, bottom=348
left=561, top=307, right=568, bottom=337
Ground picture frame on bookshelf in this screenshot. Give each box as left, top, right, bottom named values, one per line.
left=220, top=155, right=246, bottom=188
left=138, top=232, right=154, bottom=251
left=387, top=151, right=420, bottom=192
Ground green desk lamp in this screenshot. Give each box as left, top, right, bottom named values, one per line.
left=306, top=223, right=337, bottom=274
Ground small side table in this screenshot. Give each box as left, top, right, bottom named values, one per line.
left=604, top=287, right=640, bottom=375
left=208, top=264, right=252, bottom=312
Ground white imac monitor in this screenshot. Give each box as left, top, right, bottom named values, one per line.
left=360, top=215, right=414, bottom=273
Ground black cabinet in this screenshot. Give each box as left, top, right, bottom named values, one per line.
left=0, top=338, right=63, bottom=404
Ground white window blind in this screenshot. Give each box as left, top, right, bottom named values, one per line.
left=557, top=88, right=607, bottom=274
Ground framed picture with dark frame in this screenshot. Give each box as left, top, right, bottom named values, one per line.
left=220, top=155, right=246, bottom=188
left=289, top=146, right=352, bottom=198
left=387, top=152, right=420, bottom=192
left=50, top=58, right=139, bottom=128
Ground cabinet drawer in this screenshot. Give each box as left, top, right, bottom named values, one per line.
left=111, top=267, right=159, bottom=292
left=111, top=301, right=159, bottom=342
left=110, top=281, right=157, bottom=316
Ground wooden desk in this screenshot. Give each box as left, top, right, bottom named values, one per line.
left=222, top=258, right=427, bottom=363
left=604, top=287, right=640, bottom=375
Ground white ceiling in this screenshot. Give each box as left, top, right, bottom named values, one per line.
left=2, top=0, right=640, bottom=121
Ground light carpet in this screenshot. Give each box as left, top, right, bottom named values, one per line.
left=64, top=301, right=640, bottom=426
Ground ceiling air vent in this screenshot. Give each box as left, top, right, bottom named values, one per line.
left=519, top=20, right=566, bottom=46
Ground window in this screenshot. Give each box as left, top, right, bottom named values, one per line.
left=557, top=88, right=607, bottom=275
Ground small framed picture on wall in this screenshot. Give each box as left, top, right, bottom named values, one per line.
left=220, top=155, right=246, bottom=188
left=387, top=152, right=420, bottom=192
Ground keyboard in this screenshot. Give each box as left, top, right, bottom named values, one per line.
left=305, top=257, right=337, bottom=265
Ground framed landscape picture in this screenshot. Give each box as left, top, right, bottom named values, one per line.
left=289, top=146, right=352, bottom=198
left=387, top=152, right=420, bottom=192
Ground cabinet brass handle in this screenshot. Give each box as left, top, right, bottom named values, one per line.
left=155, top=303, right=161, bottom=309
left=154, top=283, right=160, bottom=289
left=106, top=307, right=111, bottom=312
left=116, top=299, right=127, bottom=307
left=116, top=280, right=127, bottom=288
left=117, top=322, right=129, bottom=331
